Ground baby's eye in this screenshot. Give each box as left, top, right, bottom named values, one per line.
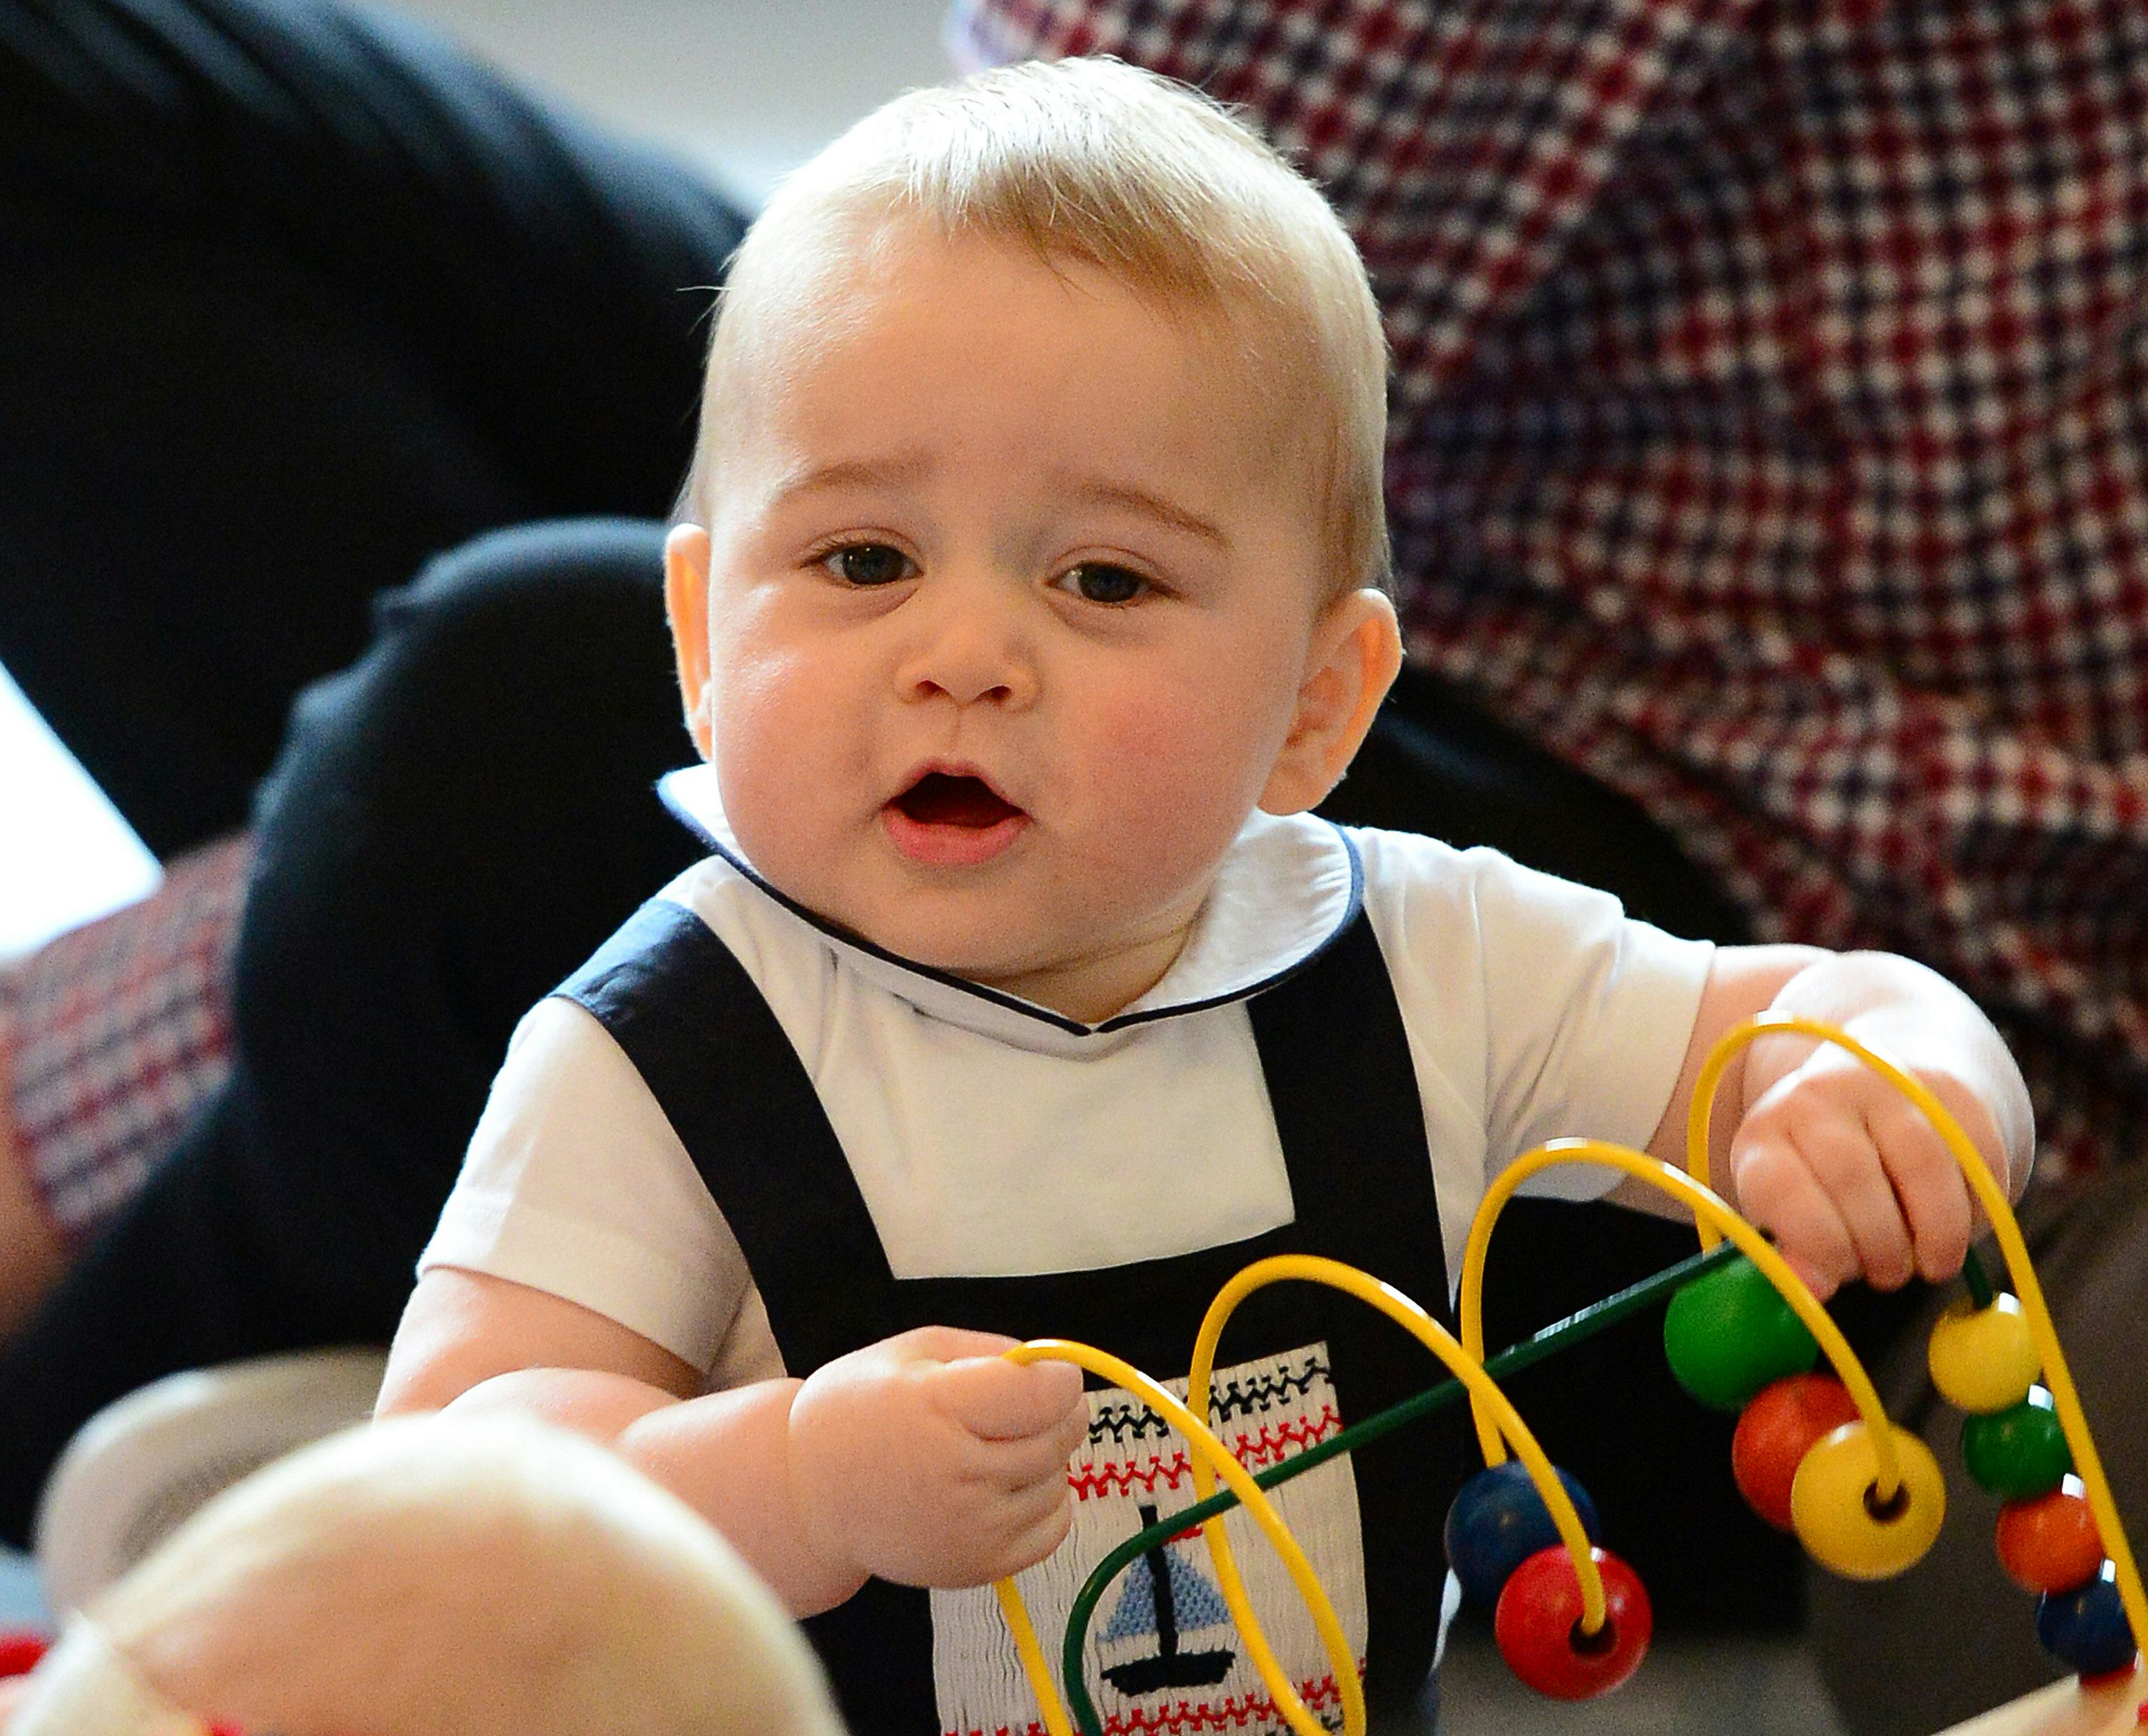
left=822, top=543, right=914, bottom=587
left=1056, top=563, right=1148, bottom=606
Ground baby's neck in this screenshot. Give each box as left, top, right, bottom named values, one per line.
left=962, top=923, right=1196, bottom=1027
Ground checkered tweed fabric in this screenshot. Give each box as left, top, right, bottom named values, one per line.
left=1, top=833, right=249, bottom=1238
left=959, top=0, right=2148, bottom=1175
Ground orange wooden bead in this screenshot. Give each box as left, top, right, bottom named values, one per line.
left=1493, top=1546, right=1653, bottom=1700
left=1996, top=1479, right=2104, bottom=1594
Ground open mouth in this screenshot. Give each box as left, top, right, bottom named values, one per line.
left=883, top=770, right=1029, bottom=866
left=892, top=772, right=1024, bottom=830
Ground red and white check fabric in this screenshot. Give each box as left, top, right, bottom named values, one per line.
left=1, top=833, right=249, bottom=1238
left=958, top=0, right=2148, bottom=1175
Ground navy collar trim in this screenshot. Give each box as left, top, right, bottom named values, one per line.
left=655, top=777, right=1366, bottom=1037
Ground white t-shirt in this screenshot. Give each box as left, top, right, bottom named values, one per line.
left=420, top=765, right=1713, bottom=1389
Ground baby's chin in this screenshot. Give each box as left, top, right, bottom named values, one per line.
left=828, top=904, right=1068, bottom=991
left=878, top=910, right=1199, bottom=1024
left=749, top=847, right=1210, bottom=1021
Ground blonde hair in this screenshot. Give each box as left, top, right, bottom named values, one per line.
left=56, top=1415, right=846, bottom=1736
left=681, top=56, right=1391, bottom=596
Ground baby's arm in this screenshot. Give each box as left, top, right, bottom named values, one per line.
left=1632, top=945, right=2034, bottom=1299
left=375, top=1269, right=1088, bottom=1614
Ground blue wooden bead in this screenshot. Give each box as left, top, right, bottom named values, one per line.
left=1444, top=1460, right=1602, bottom=1609
left=2035, top=1566, right=2138, bottom=1679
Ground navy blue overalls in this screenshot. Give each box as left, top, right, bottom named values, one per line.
left=558, top=874, right=1465, bottom=1735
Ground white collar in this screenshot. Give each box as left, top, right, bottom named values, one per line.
left=657, top=765, right=1363, bottom=1047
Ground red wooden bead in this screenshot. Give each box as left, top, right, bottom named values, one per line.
left=1997, top=1480, right=2105, bottom=1594
left=1733, top=1374, right=1861, bottom=1533
left=1493, top=1545, right=1653, bottom=1700
left=0, top=1631, right=49, bottom=1678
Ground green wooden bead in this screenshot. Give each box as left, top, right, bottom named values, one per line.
left=1663, top=1254, right=1821, bottom=1412
left=1962, top=1387, right=2073, bottom=1500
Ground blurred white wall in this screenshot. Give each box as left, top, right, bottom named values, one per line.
left=392, top=0, right=954, bottom=207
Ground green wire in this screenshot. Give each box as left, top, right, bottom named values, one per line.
left=1961, top=1245, right=1995, bottom=1309
left=1055, top=1238, right=1743, bottom=1735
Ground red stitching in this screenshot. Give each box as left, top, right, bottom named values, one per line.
left=1068, top=1408, right=1342, bottom=1501
left=944, top=1669, right=1355, bottom=1736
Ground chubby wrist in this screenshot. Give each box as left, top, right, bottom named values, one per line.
left=616, top=1375, right=867, bottom=1616
left=783, top=1370, right=874, bottom=1608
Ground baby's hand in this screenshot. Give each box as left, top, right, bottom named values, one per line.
left=1728, top=1042, right=2011, bottom=1301
left=787, top=1326, right=1088, bottom=1589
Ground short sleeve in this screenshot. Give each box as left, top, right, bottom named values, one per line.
left=1356, top=830, right=1714, bottom=1203
left=417, top=995, right=751, bottom=1372
left=1467, top=851, right=1713, bottom=1190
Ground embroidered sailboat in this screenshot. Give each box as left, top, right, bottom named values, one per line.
left=1098, top=1503, right=1237, bottom=1695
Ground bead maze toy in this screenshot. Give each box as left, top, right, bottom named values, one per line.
left=987, top=1014, right=2147, bottom=1736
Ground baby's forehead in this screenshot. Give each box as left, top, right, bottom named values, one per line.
left=745, top=216, right=1259, bottom=362
left=710, top=217, right=1313, bottom=455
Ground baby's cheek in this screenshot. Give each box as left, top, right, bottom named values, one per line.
left=1090, top=687, right=1272, bottom=845
left=710, top=658, right=867, bottom=881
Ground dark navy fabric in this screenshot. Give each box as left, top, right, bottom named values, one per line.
left=559, top=892, right=1464, bottom=1732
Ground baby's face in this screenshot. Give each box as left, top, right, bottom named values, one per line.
left=676, top=228, right=1358, bottom=1022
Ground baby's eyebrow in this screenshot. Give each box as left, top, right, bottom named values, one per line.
left=770, top=452, right=933, bottom=505
left=1069, top=478, right=1230, bottom=550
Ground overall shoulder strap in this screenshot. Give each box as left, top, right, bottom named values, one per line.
left=1247, top=898, right=1459, bottom=1706
left=554, top=898, right=900, bottom=1360
left=1247, top=906, right=1451, bottom=1311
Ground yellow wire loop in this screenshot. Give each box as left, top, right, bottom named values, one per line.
left=1457, top=1138, right=1906, bottom=1499
left=995, top=1338, right=1365, bottom=1736
left=992, top=1578, right=1071, bottom=1736
left=980, top=1013, right=2147, bottom=1735
left=1184, top=1253, right=1608, bottom=1634
left=1686, top=1013, right=2148, bottom=1673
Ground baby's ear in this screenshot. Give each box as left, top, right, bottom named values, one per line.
left=1259, top=588, right=1403, bottom=816
left=664, top=523, right=717, bottom=761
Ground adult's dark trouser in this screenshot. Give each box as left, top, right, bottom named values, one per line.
left=0, top=518, right=706, bottom=1544
left=0, top=0, right=744, bottom=858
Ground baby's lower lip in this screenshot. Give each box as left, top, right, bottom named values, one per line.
left=881, top=804, right=1030, bottom=866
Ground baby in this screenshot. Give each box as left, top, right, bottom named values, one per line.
left=0, top=1414, right=845, bottom=1736
left=377, top=55, right=2033, bottom=1735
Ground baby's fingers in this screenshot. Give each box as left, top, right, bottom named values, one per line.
left=1791, top=1116, right=1922, bottom=1291
left=942, top=1482, right=1077, bottom=1587
left=935, top=1350, right=1085, bottom=1442
left=975, top=1400, right=1090, bottom=1493
left=1731, top=1135, right=1862, bottom=1300
left=1000, top=1485, right=1078, bottom=1577
left=1869, top=1096, right=1975, bottom=1284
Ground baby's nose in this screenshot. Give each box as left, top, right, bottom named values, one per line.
left=896, top=587, right=1038, bottom=707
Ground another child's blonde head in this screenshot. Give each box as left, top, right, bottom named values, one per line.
left=683, top=56, right=1390, bottom=596
left=57, top=1415, right=846, bottom=1736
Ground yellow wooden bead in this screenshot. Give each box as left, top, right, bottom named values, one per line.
left=1926, top=1294, right=2040, bottom=1414
left=1790, top=1421, right=1947, bottom=1581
